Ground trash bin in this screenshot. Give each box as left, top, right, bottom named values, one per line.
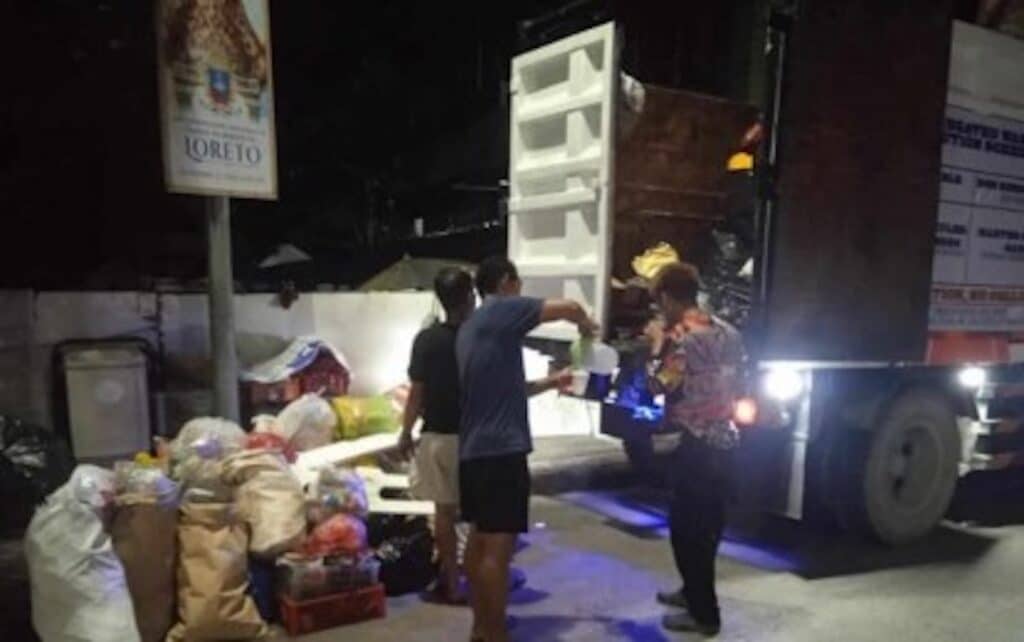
left=63, top=343, right=151, bottom=461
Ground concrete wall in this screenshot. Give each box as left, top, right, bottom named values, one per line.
left=1, top=290, right=438, bottom=428
left=0, top=290, right=595, bottom=439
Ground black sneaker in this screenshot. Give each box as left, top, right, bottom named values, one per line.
left=656, top=588, right=688, bottom=610
left=662, top=612, right=720, bottom=637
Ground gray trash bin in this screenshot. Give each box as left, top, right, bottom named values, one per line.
left=63, top=344, right=151, bottom=461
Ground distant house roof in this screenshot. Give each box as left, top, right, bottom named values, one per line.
left=259, top=244, right=313, bottom=269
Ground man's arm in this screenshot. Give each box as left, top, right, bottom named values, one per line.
left=526, top=369, right=572, bottom=397
left=539, top=299, right=599, bottom=336
left=398, top=381, right=424, bottom=458
left=646, top=340, right=686, bottom=397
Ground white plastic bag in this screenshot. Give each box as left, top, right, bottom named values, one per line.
left=26, top=465, right=141, bottom=642
left=277, top=394, right=336, bottom=451
left=251, top=414, right=280, bottom=434
left=171, top=417, right=246, bottom=463
left=114, top=461, right=180, bottom=509
left=315, top=466, right=369, bottom=519
left=169, top=418, right=246, bottom=499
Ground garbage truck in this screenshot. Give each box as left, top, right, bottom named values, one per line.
left=506, top=2, right=1024, bottom=543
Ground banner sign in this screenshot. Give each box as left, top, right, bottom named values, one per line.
left=156, top=0, right=277, bottom=199
left=930, top=105, right=1024, bottom=330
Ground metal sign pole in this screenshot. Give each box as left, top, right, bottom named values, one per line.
left=206, top=195, right=240, bottom=421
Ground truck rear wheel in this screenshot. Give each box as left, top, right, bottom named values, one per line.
left=839, top=389, right=960, bottom=544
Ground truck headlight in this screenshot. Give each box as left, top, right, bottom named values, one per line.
left=957, top=366, right=986, bottom=389
left=763, top=367, right=805, bottom=402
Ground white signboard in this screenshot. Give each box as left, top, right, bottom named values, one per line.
left=156, top=0, right=277, bottom=199
left=930, top=106, right=1024, bottom=330
left=929, top=23, right=1024, bottom=331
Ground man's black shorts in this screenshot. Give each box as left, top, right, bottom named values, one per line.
left=459, top=453, right=530, bottom=534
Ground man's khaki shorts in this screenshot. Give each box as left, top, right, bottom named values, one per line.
left=410, top=432, right=459, bottom=505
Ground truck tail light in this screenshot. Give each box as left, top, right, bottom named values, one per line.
left=734, top=397, right=758, bottom=426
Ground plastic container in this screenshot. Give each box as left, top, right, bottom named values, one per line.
left=277, top=554, right=328, bottom=600
left=582, top=341, right=620, bottom=375
left=279, top=584, right=387, bottom=636
left=570, top=370, right=589, bottom=397
left=324, top=555, right=381, bottom=592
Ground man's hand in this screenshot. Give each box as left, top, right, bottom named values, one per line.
left=577, top=316, right=600, bottom=338
left=527, top=368, right=574, bottom=397
left=645, top=318, right=666, bottom=356
left=398, top=430, right=416, bottom=460
left=400, top=382, right=424, bottom=460
left=552, top=368, right=574, bottom=393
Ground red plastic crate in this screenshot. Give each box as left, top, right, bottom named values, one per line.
left=279, top=583, right=387, bottom=636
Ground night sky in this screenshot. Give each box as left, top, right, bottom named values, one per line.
left=2, top=1, right=757, bottom=291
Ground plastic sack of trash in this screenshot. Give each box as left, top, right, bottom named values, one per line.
left=1, top=414, right=75, bottom=534
left=304, top=513, right=367, bottom=557
left=331, top=396, right=400, bottom=441
left=312, top=466, right=369, bottom=520
left=114, top=461, right=179, bottom=509
left=235, top=465, right=307, bottom=558
left=169, top=417, right=246, bottom=479
left=166, top=501, right=267, bottom=642
left=26, top=465, right=141, bottom=642
left=170, top=417, right=246, bottom=463
left=111, top=492, right=178, bottom=642
left=168, top=418, right=245, bottom=500
left=277, top=394, right=336, bottom=451
left=245, top=431, right=297, bottom=463
left=222, top=450, right=306, bottom=558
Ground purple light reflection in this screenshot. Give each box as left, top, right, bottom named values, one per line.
left=563, top=490, right=799, bottom=573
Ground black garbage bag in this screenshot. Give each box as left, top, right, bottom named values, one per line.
left=0, top=415, right=75, bottom=535
left=699, top=227, right=754, bottom=329
left=369, top=515, right=437, bottom=596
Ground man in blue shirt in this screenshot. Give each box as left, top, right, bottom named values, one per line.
left=457, top=255, right=598, bottom=642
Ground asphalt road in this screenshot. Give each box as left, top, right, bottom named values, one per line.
left=310, top=470, right=1024, bottom=641
left=6, top=469, right=1022, bottom=641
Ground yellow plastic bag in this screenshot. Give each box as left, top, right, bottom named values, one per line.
left=632, top=242, right=680, bottom=280
left=331, top=396, right=400, bottom=441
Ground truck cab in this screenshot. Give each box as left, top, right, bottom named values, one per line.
left=506, top=4, right=1024, bottom=543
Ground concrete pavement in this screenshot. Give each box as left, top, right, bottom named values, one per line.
left=297, top=482, right=1024, bottom=641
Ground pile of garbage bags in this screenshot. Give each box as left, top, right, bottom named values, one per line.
left=0, top=415, right=74, bottom=534
left=24, top=389, right=434, bottom=641
left=25, top=464, right=169, bottom=642
left=700, top=228, right=753, bottom=329
left=700, top=172, right=756, bottom=328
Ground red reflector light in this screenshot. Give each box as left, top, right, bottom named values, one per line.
left=734, top=397, right=758, bottom=426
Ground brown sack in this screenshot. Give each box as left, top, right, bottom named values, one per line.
left=221, top=449, right=287, bottom=485
left=111, top=494, right=178, bottom=642
left=167, top=502, right=267, bottom=642
left=223, top=450, right=307, bottom=558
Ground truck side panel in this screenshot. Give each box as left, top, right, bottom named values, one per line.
left=762, top=0, right=954, bottom=362
left=613, top=87, right=756, bottom=280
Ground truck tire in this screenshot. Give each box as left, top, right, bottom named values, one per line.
left=840, top=389, right=960, bottom=544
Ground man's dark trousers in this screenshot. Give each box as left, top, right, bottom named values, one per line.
left=668, top=429, right=734, bottom=627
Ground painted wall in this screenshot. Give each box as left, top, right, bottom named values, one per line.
left=3, top=291, right=437, bottom=427
left=0, top=290, right=595, bottom=439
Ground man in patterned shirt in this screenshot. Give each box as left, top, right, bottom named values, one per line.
left=645, top=262, right=745, bottom=636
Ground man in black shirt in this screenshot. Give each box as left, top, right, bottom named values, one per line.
left=399, top=266, right=475, bottom=602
